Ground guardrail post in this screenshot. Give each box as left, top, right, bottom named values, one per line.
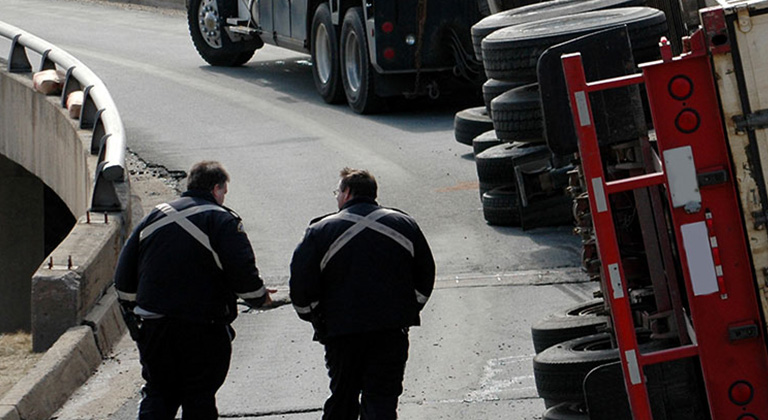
left=91, top=110, right=107, bottom=155
left=91, top=160, right=121, bottom=212
left=79, top=85, right=98, bottom=129
left=39, top=49, right=56, bottom=71
left=9, top=34, right=31, bottom=73
left=61, top=66, right=82, bottom=108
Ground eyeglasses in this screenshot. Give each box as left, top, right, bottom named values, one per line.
left=333, top=188, right=340, bottom=197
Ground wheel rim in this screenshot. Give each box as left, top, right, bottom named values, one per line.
left=198, top=0, right=222, bottom=49
left=344, top=30, right=361, bottom=96
left=315, top=24, right=332, bottom=85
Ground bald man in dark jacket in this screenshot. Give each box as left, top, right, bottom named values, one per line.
left=115, top=161, right=271, bottom=420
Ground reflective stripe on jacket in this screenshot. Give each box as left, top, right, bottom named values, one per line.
left=289, top=197, right=435, bottom=338
left=114, top=190, right=266, bottom=324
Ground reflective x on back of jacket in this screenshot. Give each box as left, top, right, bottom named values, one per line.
left=320, top=208, right=414, bottom=271
left=139, top=202, right=228, bottom=270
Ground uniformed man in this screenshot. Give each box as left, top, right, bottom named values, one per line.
left=114, top=160, right=272, bottom=420
left=290, top=167, right=435, bottom=420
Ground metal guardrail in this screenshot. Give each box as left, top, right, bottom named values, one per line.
left=0, top=21, right=126, bottom=211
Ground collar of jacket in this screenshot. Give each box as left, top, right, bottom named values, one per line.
left=341, top=196, right=378, bottom=210
left=182, top=189, right=218, bottom=203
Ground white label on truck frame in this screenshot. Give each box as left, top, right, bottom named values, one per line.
left=575, top=91, right=591, bottom=127
left=625, top=349, right=642, bottom=385
left=591, top=177, right=608, bottom=213
left=608, top=263, right=625, bottom=299
left=681, top=221, right=719, bottom=296
left=663, top=146, right=701, bottom=210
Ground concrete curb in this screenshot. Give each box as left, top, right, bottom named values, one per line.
left=0, top=291, right=126, bottom=420
left=0, top=326, right=100, bottom=420
left=83, top=287, right=127, bottom=357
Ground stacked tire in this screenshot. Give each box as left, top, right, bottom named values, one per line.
left=475, top=142, right=552, bottom=227
left=455, top=0, right=669, bottom=232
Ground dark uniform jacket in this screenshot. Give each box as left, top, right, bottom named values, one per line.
left=289, top=197, right=435, bottom=340
left=114, top=189, right=267, bottom=324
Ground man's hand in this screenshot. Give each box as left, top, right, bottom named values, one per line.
left=242, top=288, right=284, bottom=311
left=260, top=288, right=278, bottom=308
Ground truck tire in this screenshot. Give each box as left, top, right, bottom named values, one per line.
left=584, top=353, right=709, bottom=420
left=491, top=82, right=543, bottom=142
left=188, top=0, right=257, bottom=67
left=533, top=333, right=619, bottom=403
left=475, top=141, right=549, bottom=196
left=531, top=299, right=609, bottom=354
left=312, top=3, right=345, bottom=104
left=473, top=130, right=504, bottom=156
left=472, top=0, right=581, bottom=61
left=341, top=7, right=384, bottom=114
left=482, top=185, right=520, bottom=226
left=470, top=0, right=643, bottom=61
left=538, top=26, right=648, bottom=156
left=455, top=106, right=494, bottom=146
left=482, top=78, right=526, bottom=117
left=481, top=7, right=668, bottom=80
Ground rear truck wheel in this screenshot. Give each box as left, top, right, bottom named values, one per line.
left=531, top=299, right=609, bottom=353
left=470, top=0, right=644, bottom=62
left=482, top=78, right=526, bottom=118
left=341, top=7, right=384, bottom=114
left=475, top=141, right=549, bottom=196
left=481, top=7, right=668, bottom=80
left=455, top=106, right=494, bottom=146
left=482, top=185, right=520, bottom=226
left=538, top=26, right=648, bottom=156
left=472, top=130, right=504, bottom=156
left=583, top=361, right=632, bottom=420
left=533, top=333, right=620, bottom=404
left=188, top=0, right=259, bottom=67
left=584, top=354, right=710, bottom=419
left=312, top=3, right=345, bottom=104
left=520, top=193, right=575, bottom=231
left=490, top=82, right=543, bottom=142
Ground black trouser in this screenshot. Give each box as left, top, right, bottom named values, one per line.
left=136, top=317, right=232, bottom=420
left=322, top=329, right=410, bottom=420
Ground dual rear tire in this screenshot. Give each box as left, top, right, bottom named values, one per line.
left=312, top=6, right=382, bottom=113
left=312, top=3, right=345, bottom=104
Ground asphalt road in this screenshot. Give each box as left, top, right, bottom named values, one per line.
left=1, top=0, right=593, bottom=418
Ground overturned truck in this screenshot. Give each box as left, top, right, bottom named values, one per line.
left=516, top=0, right=768, bottom=418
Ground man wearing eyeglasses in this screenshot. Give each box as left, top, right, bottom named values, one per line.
left=290, top=167, right=435, bottom=420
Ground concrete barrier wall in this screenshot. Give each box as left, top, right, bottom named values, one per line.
left=0, top=71, right=92, bottom=218
left=0, top=61, right=132, bottom=352
left=0, top=19, right=137, bottom=420
left=31, top=213, right=125, bottom=351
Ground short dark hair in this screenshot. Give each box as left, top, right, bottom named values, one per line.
left=187, top=161, right=229, bottom=192
left=339, top=167, right=377, bottom=199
